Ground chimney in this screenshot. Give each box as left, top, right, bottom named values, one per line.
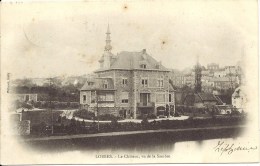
left=142, top=49, right=146, bottom=54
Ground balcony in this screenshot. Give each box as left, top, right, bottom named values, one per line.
left=137, top=102, right=155, bottom=107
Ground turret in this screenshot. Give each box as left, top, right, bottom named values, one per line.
left=194, top=55, right=202, bottom=93
left=99, top=24, right=113, bottom=69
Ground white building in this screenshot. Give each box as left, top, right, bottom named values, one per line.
left=232, top=87, right=246, bottom=113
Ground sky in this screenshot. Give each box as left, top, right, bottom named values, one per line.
left=1, top=0, right=258, bottom=78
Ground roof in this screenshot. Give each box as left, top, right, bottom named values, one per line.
left=209, top=77, right=237, bottom=82
left=215, top=105, right=233, bottom=109
left=184, top=92, right=223, bottom=105
left=232, top=86, right=245, bottom=98
left=80, top=78, right=114, bottom=91
left=197, top=93, right=219, bottom=101
left=96, top=49, right=169, bottom=72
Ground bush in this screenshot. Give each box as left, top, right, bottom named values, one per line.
left=174, top=111, right=181, bottom=117
left=147, top=114, right=157, bottom=119
left=98, top=114, right=123, bottom=121
left=141, top=117, right=149, bottom=126
left=73, top=109, right=95, bottom=120
left=231, top=110, right=241, bottom=115
left=21, top=102, right=33, bottom=109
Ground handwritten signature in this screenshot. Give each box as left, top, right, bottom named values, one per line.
left=213, top=141, right=257, bottom=156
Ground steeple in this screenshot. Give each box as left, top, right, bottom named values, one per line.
left=194, top=55, right=202, bottom=93
left=104, top=24, right=112, bottom=52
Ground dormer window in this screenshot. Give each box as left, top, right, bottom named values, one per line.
left=103, top=80, right=108, bottom=89
left=140, top=64, right=147, bottom=69
left=103, top=83, right=108, bottom=89
left=88, top=82, right=94, bottom=86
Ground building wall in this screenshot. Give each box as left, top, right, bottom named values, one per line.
left=95, top=69, right=175, bottom=118
left=80, top=91, right=91, bottom=105
left=214, top=70, right=226, bottom=77
left=13, top=94, right=38, bottom=102
left=232, top=97, right=245, bottom=109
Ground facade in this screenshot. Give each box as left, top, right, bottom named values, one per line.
left=214, top=105, right=233, bottom=114
left=80, top=77, right=117, bottom=115
left=209, top=76, right=238, bottom=90
left=80, top=25, right=175, bottom=119
left=169, top=69, right=184, bottom=87
left=213, top=69, right=226, bottom=77
left=232, top=86, right=246, bottom=113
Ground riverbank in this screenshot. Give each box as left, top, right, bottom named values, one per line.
left=22, top=125, right=245, bottom=152
left=24, top=125, right=245, bottom=142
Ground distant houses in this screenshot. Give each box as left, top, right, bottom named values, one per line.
left=169, top=63, right=242, bottom=93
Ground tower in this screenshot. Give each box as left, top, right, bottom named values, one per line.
left=194, top=55, right=202, bottom=93
left=104, top=24, right=112, bottom=52
left=101, top=24, right=113, bottom=69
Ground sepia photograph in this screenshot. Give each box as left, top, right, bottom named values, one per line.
left=1, top=0, right=259, bottom=164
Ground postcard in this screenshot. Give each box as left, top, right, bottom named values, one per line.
left=0, top=0, right=259, bottom=164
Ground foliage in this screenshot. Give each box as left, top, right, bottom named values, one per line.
left=98, top=114, right=123, bottom=121
left=147, top=114, right=157, bottom=119
left=21, top=102, right=33, bottom=110
left=180, top=85, right=194, bottom=104
left=141, top=117, right=149, bottom=126
left=29, top=115, right=247, bottom=135
left=14, top=101, right=33, bottom=110
left=73, top=109, right=95, bottom=120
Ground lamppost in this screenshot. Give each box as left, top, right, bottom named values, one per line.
left=49, top=78, right=54, bottom=135
left=96, top=90, right=99, bottom=131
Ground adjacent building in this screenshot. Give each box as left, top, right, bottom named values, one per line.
left=13, top=93, right=38, bottom=103
left=80, top=25, right=175, bottom=119
left=183, top=92, right=223, bottom=110
left=232, top=86, right=246, bottom=113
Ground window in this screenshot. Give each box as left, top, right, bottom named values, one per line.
left=121, top=92, right=129, bottom=103
left=106, top=94, right=114, bottom=101
left=25, top=95, right=30, bottom=101
left=122, top=99, right=129, bottom=103
left=140, top=93, right=150, bottom=105
left=140, top=64, right=147, bottom=69
left=83, top=95, right=87, bottom=103
left=122, top=78, right=128, bottom=85
left=141, top=78, right=148, bottom=87
left=99, top=94, right=106, bottom=101
left=103, top=83, right=108, bottom=89
left=103, top=80, right=108, bottom=89
left=88, top=82, right=94, bottom=86
left=169, top=94, right=172, bottom=102
left=98, top=93, right=114, bottom=102
left=157, top=76, right=164, bottom=87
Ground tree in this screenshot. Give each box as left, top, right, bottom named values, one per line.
left=165, top=104, right=170, bottom=117
left=21, top=102, right=33, bottom=110
left=180, top=85, right=194, bottom=104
